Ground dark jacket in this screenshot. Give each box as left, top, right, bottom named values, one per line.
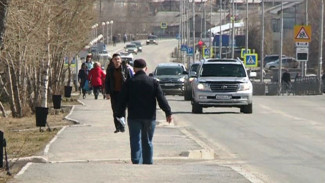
left=117, top=70, right=172, bottom=120
left=105, top=63, right=131, bottom=94
left=78, top=69, right=88, bottom=88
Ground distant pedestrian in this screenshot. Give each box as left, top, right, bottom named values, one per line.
left=112, top=35, right=117, bottom=46
left=78, top=63, right=89, bottom=99
left=88, top=62, right=106, bottom=100
left=105, top=53, right=132, bottom=133
left=84, top=54, right=94, bottom=71
left=123, top=33, right=127, bottom=43
left=117, top=59, right=172, bottom=164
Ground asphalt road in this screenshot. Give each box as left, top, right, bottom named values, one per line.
left=139, top=40, right=325, bottom=183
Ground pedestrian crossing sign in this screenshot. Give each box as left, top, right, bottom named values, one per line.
left=203, top=46, right=211, bottom=58
left=294, top=25, right=311, bottom=42
left=241, top=48, right=251, bottom=58
left=244, top=54, right=258, bottom=67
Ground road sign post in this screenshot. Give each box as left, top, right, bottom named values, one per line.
left=241, top=48, right=251, bottom=58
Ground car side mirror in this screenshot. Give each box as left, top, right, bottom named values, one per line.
left=183, top=71, right=188, bottom=75
left=149, top=73, right=154, bottom=77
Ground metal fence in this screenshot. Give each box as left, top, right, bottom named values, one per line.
left=252, top=76, right=323, bottom=96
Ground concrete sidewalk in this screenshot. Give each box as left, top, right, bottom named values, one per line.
left=9, top=93, right=251, bottom=183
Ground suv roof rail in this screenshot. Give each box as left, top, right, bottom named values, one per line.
left=205, top=58, right=238, bottom=63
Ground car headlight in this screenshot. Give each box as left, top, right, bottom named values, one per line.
left=178, top=78, right=185, bottom=82
left=189, top=77, right=195, bottom=82
left=155, top=78, right=160, bottom=82
left=197, top=83, right=211, bottom=91
left=238, top=83, right=251, bottom=91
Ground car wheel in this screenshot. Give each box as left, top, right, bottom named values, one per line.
left=241, top=104, right=253, bottom=114
left=192, top=102, right=203, bottom=114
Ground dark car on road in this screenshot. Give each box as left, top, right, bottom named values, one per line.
left=131, top=41, right=142, bottom=52
left=184, top=62, right=201, bottom=100
left=152, top=63, right=188, bottom=95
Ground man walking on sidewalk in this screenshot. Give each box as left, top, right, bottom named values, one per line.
left=105, top=53, right=132, bottom=133
left=117, top=59, right=172, bottom=164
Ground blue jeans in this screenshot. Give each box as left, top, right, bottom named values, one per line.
left=127, top=118, right=156, bottom=164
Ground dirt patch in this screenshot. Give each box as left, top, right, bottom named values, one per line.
left=0, top=96, right=81, bottom=182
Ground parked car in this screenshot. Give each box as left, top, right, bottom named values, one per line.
left=184, top=62, right=201, bottom=101
left=152, top=63, right=188, bottom=95
left=146, top=35, right=158, bottom=45
left=262, top=55, right=286, bottom=67
left=191, top=58, right=253, bottom=114
left=131, top=41, right=142, bottom=52
left=125, top=43, right=138, bottom=54
left=265, top=57, right=299, bottom=70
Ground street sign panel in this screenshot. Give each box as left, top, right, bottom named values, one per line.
left=187, top=47, right=194, bottom=56
left=294, top=25, right=311, bottom=42
left=181, top=44, right=188, bottom=52
left=295, top=42, right=309, bottom=47
left=241, top=48, right=251, bottom=58
left=296, top=47, right=309, bottom=61
left=203, top=47, right=210, bottom=58
left=244, top=54, right=258, bottom=67
left=161, top=22, right=168, bottom=29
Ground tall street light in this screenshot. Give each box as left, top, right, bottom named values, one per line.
left=106, top=21, right=110, bottom=45
left=318, top=0, right=324, bottom=94
left=101, top=22, right=106, bottom=42
left=110, top=20, right=114, bottom=45
left=278, top=1, right=284, bottom=95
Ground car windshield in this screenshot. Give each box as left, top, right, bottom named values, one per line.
left=156, top=67, right=183, bottom=76
left=191, top=64, right=200, bottom=72
left=264, top=56, right=279, bottom=62
left=148, top=35, right=157, bottom=40
left=132, top=42, right=141, bottom=46
left=126, top=44, right=136, bottom=48
left=200, top=64, right=246, bottom=77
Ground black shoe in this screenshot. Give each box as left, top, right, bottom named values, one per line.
left=114, top=129, right=120, bottom=133
left=120, top=128, right=125, bottom=133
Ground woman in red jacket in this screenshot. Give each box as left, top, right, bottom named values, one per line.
left=88, top=62, right=106, bottom=99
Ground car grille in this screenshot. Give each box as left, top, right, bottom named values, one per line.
left=209, top=82, right=239, bottom=92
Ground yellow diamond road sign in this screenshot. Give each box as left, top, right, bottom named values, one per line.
left=294, top=25, right=311, bottom=42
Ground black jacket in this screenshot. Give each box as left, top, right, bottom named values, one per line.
left=105, top=63, right=131, bottom=94
left=117, top=70, right=172, bottom=120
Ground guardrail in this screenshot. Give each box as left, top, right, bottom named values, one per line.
left=252, top=76, right=323, bottom=95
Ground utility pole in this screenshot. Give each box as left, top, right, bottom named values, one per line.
left=219, top=0, right=222, bottom=58
left=193, top=0, right=196, bottom=63
left=278, top=1, right=284, bottom=95
left=245, top=0, right=249, bottom=53
left=318, top=0, right=324, bottom=94
left=231, top=0, right=235, bottom=59
left=303, top=0, right=308, bottom=77
left=261, top=0, right=265, bottom=82
left=209, top=0, right=212, bottom=57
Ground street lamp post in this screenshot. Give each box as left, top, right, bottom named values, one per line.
left=106, top=21, right=110, bottom=45
left=110, top=20, right=114, bottom=45
left=318, top=0, right=324, bottom=94
left=101, top=22, right=106, bottom=42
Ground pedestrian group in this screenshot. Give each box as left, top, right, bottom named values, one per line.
left=79, top=53, right=173, bottom=164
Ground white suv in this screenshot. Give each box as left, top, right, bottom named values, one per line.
left=191, top=59, right=253, bottom=114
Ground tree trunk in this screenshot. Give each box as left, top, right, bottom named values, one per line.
left=0, top=0, right=9, bottom=47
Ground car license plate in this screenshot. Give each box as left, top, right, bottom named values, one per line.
left=165, top=83, right=175, bottom=86
left=216, top=95, right=231, bottom=100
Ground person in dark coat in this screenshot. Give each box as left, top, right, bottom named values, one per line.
left=105, top=53, right=132, bottom=133
left=117, top=59, right=172, bottom=164
left=78, top=63, right=88, bottom=99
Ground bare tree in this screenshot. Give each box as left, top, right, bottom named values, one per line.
left=0, top=0, right=96, bottom=117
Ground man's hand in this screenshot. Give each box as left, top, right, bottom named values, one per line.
left=166, top=115, right=172, bottom=123
left=106, top=94, right=110, bottom=100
